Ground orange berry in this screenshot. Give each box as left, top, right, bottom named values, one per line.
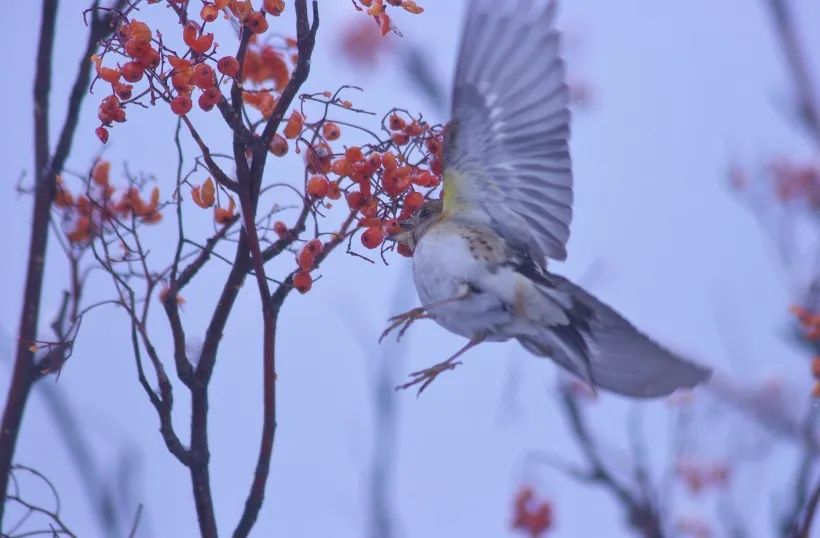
left=293, top=271, right=312, bottom=294
left=327, top=181, right=341, bottom=200
left=307, top=175, right=330, bottom=199
left=404, top=120, right=424, bottom=137
left=345, top=146, right=364, bottom=162
left=268, top=134, right=289, bottom=157
left=382, top=152, right=398, bottom=170
left=391, top=132, right=410, bottom=146
left=361, top=226, right=384, bottom=249
left=214, top=197, right=236, bottom=224
left=346, top=191, right=367, bottom=211
left=95, top=126, right=109, bottom=143
left=322, top=122, right=341, bottom=141
left=201, top=3, right=219, bottom=22
left=388, top=114, right=405, bottom=131
left=263, top=0, right=285, bottom=15
left=191, top=63, right=216, bottom=89
left=397, top=243, right=413, bottom=257
left=304, top=239, right=323, bottom=255
left=121, top=61, right=144, bottom=82
left=403, top=191, right=424, bottom=212
left=331, top=158, right=351, bottom=177
left=244, top=12, right=269, bottom=34
left=198, top=87, right=221, bottom=111
left=283, top=110, right=304, bottom=139
left=114, top=82, right=133, bottom=100
left=217, top=56, right=240, bottom=78
left=171, top=94, right=193, bottom=115
left=305, top=142, right=332, bottom=174
left=297, top=248, right=315, bottom=271
left=401, top=1, right=424, bottom=14
left=273, top=220, right=289, bottom=238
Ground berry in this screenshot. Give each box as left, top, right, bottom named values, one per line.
left=391, top=132, right=410, bottom=146
left=322, top=122, right=341, bottom=141
left=296, top=248, right=315, bottom=271
left=397, top=243, right=413, bottom=257
left=403, top=191, right=425, bottom=212
left=304, top=239, right=323, bottom=255
left=244, top=12, right=269, bottom=34
left=95, top=126, right=109, bottom=143
left=361, top=226, right=384, bottom=249
left=217, top=56, right=240, bottom=78
left=268, top=134, right=288, bottom=156
left=171, top=94, right=193, bottom=115
left=283, top=111, right=304, bottom=139
left=273, top=221, right=289, bottom=238
left=198, top=87, right=221, bottom=111
left=293, top=271, right=312, bottom=294
left=307, top=176, right=330, bottom=199
left=121, top=61, right=144, bottom=82
left=388, top=114, right=405, bottom=131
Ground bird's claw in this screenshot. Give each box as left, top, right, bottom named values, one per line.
left=395, top=360, right=463, bottom=396
left=379, top=307, right=431, bottom=343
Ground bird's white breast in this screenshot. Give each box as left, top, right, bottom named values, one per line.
left=411, top=221, right=516, bottom=340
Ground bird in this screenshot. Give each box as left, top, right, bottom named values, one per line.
left=384, top=0, right=712, bottom=397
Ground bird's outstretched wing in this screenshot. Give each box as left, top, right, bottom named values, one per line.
left=444, top=0, right=572, bottom=263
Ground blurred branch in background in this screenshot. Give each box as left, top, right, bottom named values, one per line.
left=0, top=0, right=126, bottom=531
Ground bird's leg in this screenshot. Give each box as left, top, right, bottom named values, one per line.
left=396, top=332, right=486, bottom=395
left=379, top=285, right=473, bottom=343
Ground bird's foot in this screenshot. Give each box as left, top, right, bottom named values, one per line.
left=379, top=307, right=432, bottom=343
left=395, top=359, right=463, bottom=396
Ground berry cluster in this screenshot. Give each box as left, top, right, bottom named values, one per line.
left=53, top=161, right=163, bottom=245
left=512, top=486, right=553, bottom=537
left=352, top=0, right=425, bottom=36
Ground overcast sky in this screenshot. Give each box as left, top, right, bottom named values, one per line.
left=1, top=1, right=819, bottom=537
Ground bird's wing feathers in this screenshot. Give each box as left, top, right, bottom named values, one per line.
left=521, top=276, right=712, bottom=398
left=444, top=0, right=573, bottom=263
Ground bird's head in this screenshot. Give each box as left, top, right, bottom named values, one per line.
left=389, top=198, right=444, bottom=250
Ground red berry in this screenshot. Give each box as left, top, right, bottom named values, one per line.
left=391, top=132, right=410, bottom=146
left=171, top=94, right=193, bottom=115
left=361, top=226, right=384, bottom=249
left=95, top=126, right=109, bottom=143
left=198, top=87, right=221, bottom=111
left=327, top=181, right=341, bottom=200
left=121, top=61, right=144, bottom=82
left=217, top=56, right=240, bottom=78
left=191, top=63, right=215, bottom=89
left=269, top=134, right=288, bottom=156
left=346, top=191, right=367, bottom=211
left=296, top=248, right=315, bottom=271
left=114, top=82, right=133, bottom=100
left=403, top=191, right=425, bottom=212
left=306, top=175, right=330, bottom=199
left=273, top=220, right=289, bottom=238
left=293, top=271, right=312, bottom=294
left=397, top=243, right=413, bottom=257
left=304, top=239, right=323, bottom=255
left=322, top=122, right=341, bottom=141
left=388, top=114, right=406, bottom=131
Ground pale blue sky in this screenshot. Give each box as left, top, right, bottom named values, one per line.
left=1, top=1, right=818, bottom=536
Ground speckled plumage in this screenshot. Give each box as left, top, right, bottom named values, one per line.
left=392, top=0, right=712, bottom=398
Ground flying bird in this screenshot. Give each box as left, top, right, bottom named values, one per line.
left=387, top=0, right=712, bottom=397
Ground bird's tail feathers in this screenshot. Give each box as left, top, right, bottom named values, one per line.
left=519, top=276, right=712, bottom=398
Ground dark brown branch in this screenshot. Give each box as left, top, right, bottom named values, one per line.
left=0, top=0, right=124, bottom=525
left=767, top=0, right=820, bottom=148
left=231, top=6, right=320, bottom=535
left=558, top=387, right=664, bottom=538
left=794, top=477, right=820, bottom=538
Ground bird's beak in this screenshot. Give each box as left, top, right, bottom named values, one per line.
left=387, top=220, right=414, bottom=243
